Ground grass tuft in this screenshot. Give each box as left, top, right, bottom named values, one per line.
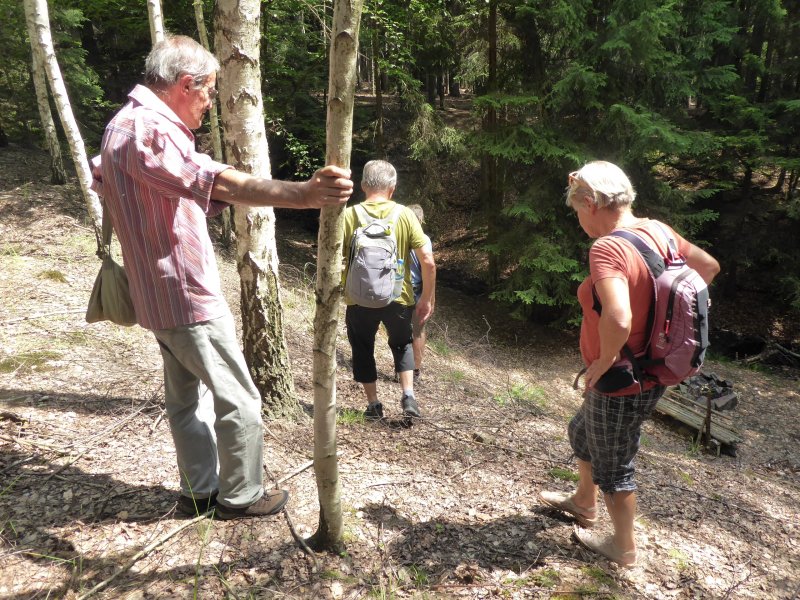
left=0, top=350, right=62, bottom=374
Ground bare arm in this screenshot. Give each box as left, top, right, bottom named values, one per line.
left=413, top=245, right=436, bottom=324
left=584, top=277, right=631, bottom=390
left=683, top=242, right=720, bottom=285
left=211, top=165, right=353, bottom=209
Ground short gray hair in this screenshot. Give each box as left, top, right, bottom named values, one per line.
left=361, top=160, right=397, bottom=192
left=566, top=161, right=636, bottom=209
left=144, top=34, right=219, bottom=89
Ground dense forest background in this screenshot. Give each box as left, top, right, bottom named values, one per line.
left=2, top=0, right=799, bottom=343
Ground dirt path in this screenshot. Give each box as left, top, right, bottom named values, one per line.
left=0, top=147, right=798, bottom=599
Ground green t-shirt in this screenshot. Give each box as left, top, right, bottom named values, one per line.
left=342, top=199, right=426, bottom=306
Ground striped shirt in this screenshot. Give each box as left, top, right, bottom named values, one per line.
left=90, top=84, right=232, bottom=330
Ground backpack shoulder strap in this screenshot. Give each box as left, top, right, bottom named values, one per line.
left=354, top=203, right=373, bottom=226
left=609, top=229, right=666, bottom=278
left=387, top=204, right=404, bottom=226
left=652, top=221, right=682, bottom=263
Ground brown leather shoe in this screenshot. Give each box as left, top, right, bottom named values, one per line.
left=215, top=489, right=289, bottom=520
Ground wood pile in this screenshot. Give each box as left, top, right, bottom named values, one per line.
left=655, top=373, right=743, bottom=455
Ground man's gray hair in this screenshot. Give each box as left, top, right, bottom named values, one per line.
left=566, top=160, right=636, bottom=209
left=144, top=34, right=219, bottom=88
left=361, top=160, right=397, bottom=192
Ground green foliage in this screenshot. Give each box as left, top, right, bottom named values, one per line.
left=0, top=350, right=61, bottom=374
left=0, top=0, right=115, bottom=147
left=548, top=467, right=579, bottom=482
left=580, top=565, right=614, bottom=586
left=408, top=103, right=465, bottom=161
left=338, top=408, right=366, bottom=426
left=528, top=568, right=560, bottom=588
left=493, top=382, right=547, bottom=409
left=468, top=0, right=800, bottom=321
left=38, top=269, right=68, bottom=283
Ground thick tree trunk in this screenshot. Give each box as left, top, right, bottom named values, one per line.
left=24, top=0, right=102, bottom=225
left=308, top=0, right=364, bottom=554
left=24, top=4, right=66, bottom=185
left=147, top=0, right=165, bottom=44
left=194, top=0, right=231, bottom=246
left=215, top=0, right=298, bottom=418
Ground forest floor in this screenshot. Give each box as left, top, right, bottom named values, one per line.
left=1, top=145, right=799, bottom=600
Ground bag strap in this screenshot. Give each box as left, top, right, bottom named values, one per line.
left=355, top=203, right=404, bottom=229
left=652, top=221, right=683, bottom=264
left=386, top=204, right=404, bottom=228
left=354, top=203, right=372, bottom=227
left=609, top=229, right=666, bottom=278
left=94, top=200, right=113, bottom=259
left=585, top=227, right=668, bottom=393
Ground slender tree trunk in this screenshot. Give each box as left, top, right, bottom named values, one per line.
left=449, top=70, right=461, bottom=97
left=425, top=72, right=436, bottom=105
left=308, top=0, right=364, bottom=554
left=194, top=0, right=231, bottom=246
left=215, top=0, right=297, bottom=417
left=482, top=0, right=501, bottom=285
left=24, top=5, right=66, bottom=185
left=147, top=0, right=165, bottom=44
left=24, top=0, right=102, bottom=225
left=371, top=28, right=384, bottom=157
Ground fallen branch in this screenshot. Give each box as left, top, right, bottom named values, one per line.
left=276, top=450, right=344, bottom=486
left=741, top=341, right=800, bottom=367
left=0, top=434, right=70, bottom=454
left=284, top=508, right=318, bottom=569
left=76, top=513, right=208, bottom=600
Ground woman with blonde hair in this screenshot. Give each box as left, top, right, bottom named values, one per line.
left=540, top=161, right=719, bottom=566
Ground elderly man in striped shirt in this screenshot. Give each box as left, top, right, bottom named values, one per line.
left=90, top=35, right=353, bottom=520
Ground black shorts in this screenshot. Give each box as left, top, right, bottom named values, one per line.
left=345, top=303, right=415, bottom=382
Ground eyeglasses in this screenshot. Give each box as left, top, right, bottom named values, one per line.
left=568, top=171, right=581, bottom=186
left=195, top=82, right=218, bottom=101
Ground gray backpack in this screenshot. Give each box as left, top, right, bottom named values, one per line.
left=345, top=204, right=405, bottom=307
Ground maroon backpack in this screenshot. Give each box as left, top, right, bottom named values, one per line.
left=609, top=223, right=710, bottom=388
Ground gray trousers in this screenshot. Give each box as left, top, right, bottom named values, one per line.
left=153, top=314, right=263, bottom=508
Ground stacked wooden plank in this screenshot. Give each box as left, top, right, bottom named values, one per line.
left=655, top=386, right=743, bottom=452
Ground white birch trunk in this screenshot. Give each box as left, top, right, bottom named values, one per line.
left=24, top=0, right=102, bottom=224
left=308, top=0, right=364, bottom=553
left=215, top=0, right=297, bottom=414
left=147, top=0, right=165, bottom=44
left=24, top=3, right=66, bottom=185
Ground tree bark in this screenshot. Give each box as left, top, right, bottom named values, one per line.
left=147, top=0, right=165, bottom=45
left=194, top=0, right=231, bottom=246
left=371, top=28, right=384, bottom=157
left=482, top=0, right=502, bottom=285
left=308, top=0, right=364, bottom=554
left=24, top=0, right=102, bottom=226
left=215, top=0, right=298, bottom=418
left=24, top=3, right=66, bottom=185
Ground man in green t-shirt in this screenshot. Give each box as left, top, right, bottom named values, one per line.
left=342, top=160, right=436, bottom=423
